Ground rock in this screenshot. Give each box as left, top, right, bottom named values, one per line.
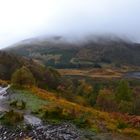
left=0, top=121, right=134, bottom=140
left=0, top=122, right=84, bottom=140
left=24, top=115, right=42, bottom=126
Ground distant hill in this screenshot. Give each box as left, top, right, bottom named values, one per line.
left=5, top=36, right=140, bottom=68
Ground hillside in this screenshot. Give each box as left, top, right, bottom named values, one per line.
left=5, top=36, right=140, bottom=68
left=0, top=81, right=140, bottom=139
left=0, top=51, right=45, bottom=81
left=0, top=46, right=140, bottom=140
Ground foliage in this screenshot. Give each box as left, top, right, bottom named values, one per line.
left=14, top=86, right=140, bottom=138
left=122, top=128, right=140, bottom=136
left=88, top=83, right=102, bottom=106
left=11, top=66, right=35, bottom=87
left=44, top=67, right=61, bottom=90
left=10, top=100, right=26, bottom=110
left=116, top=80, right=132, bottom=101
left=26, top=62, right=45, bottom=88
left=118, top=100, right=133, bottom=114
left=73, top=114, right=91, bottom=128
left=132, top=88, right=140, bottom=115
left=0, top=110, right=23, bottom=125
left=117, top=120, right=128, bottom=129
left=76, top=80, right=93, bottom=97
left=0, top=51, right=45, bottom=83
left=57, top=78, right=76, bottom=101
left=96, top=89, right=118, bottom=112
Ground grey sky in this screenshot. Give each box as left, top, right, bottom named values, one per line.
left=0, top=0, right=140, bottom=49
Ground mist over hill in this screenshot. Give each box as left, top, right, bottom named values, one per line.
left=5, top=36, right=140, bottom=68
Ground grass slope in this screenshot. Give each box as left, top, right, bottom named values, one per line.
left=27, top=87, right=140, bottom=139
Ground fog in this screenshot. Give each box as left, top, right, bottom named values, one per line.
left=0, top=0, right=140, bottom=49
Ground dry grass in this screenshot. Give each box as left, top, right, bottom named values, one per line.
left=58, top=68, right=123, bottom=79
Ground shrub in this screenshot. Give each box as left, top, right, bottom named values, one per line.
left=74, top=118, right=89, bottom=128
left=118, top=100, right=133, bottom=114
left=0, top=110, right=23, bottom=125
left=10, top=100, right=26, bottom=110
left=42, top=105, right=65, bottom=120
left=117, top=120, right=128, bottom=129
left=16, top=100, right=26, bottom=110
left=10, top=100, right=18, bottom=107
left=73, top=115, right=91, bottom=128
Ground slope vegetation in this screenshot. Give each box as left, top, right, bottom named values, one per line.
left=6, top=36, right=140, bottom=68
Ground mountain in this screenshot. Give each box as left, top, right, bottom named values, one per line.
left=5, top=36, right=140, bottom=68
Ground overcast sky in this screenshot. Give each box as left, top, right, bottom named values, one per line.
left=0, top=0, right=140, bottom=49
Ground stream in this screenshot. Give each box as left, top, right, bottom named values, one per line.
left=124, top=71, right=140, bottom=79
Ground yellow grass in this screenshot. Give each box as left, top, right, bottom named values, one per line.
left=58, top=68, right=123, bottom=79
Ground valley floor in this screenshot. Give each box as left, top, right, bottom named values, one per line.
left=57, top=67, right=140, bottom=79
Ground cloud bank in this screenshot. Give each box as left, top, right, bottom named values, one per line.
left=0, top=0, right=140, bottom=48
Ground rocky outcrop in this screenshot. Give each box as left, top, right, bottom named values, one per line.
left=0, top=123, right=89, bottom=140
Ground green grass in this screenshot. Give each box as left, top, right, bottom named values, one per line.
left=9, top=89, right=49, bottom=112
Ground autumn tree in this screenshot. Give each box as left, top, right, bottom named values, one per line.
left=11, top=66, right=35, bottom=87
left=76, top=80, right=95, bottom=106
left=96, top=89, right=118, bottom=112
left=116, top=80, right=132, bottom=101
left=44, top=67, right=61, bottom=90
left=88, top=83, right=102, bottom=106
left=57, top=78, right=75, bottom=101
left=76, top=80, right=93, bottom=97
left=26, top=62, right=45, bottom=88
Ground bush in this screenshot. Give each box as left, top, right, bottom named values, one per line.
left=10, top=100, right=26, bottom=110
left=42, top=105, right=79, bottom=121
left=0, top=110, right=23, bottom=125
left=117, top=120, right=128, bottom=129
left=73, top=115, right=91, bottom=128
left=118, top=101, right=133, bottom=114
left=10, top=100, right=18, bottom=107
left=44, top=106, right=63, bottom=119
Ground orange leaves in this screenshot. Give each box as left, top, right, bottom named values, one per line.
left=125, top=116, right=140, bottom=128
left=112, top=112, right=140, bottom=128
